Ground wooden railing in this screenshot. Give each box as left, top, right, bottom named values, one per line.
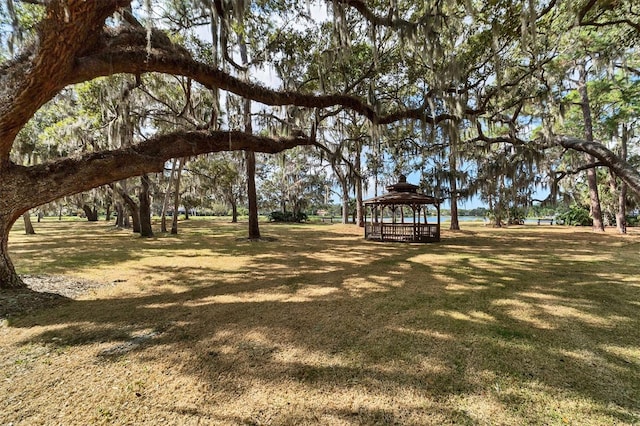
left=365, top=223, right=440, bottom=242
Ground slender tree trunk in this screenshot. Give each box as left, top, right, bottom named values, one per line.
left=234, top=6, right=261, bottom=237
left=280, top=191, right=286, bottom=213
left=171, top=159, right=185, bottom=235
left=231, top=200, right=238, bottom=223
left=616, top=124, right=629, bottom=234
left=449, top=191, right=460, bottom=231
left=238, top=23, right=260, bottom=240
left=241, top=79, right=260, bottom=238
left=449, top=152, right=460, bottom=231
left=355, top=142, right=364, bottom=227
left=105, top=202, right=112, bottom=221
left=161, top=159, right=178, bottom=233
left=139, top=173, right=154, bottom=237
left=578, top=62, right=605, bottom=232
left=341, top=178, right=349, bottom=224
left=246, top=150, right=260, bottom=239
left=449, top=132, right=461, bottom=230
left=23, top=212, right=35, bottom=235
left=617, top=181, right=627, bottom=233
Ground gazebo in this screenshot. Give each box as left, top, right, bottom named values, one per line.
left=363, top=175, right=441, bottom=243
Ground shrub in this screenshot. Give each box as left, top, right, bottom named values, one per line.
left=507, top=207, right=526, bottom=225
left=268, top=211, right=307, bottom=223
left=209, top=202, right=230, bottom=216
left=556, top=205, right=593, bottom=226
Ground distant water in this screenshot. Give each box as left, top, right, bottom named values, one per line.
left=376, top=216, right=555, bottom=224
left=375, top=216, right=486, bottom=223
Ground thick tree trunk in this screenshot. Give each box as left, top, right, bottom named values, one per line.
left=578, top=63, right=605, bottom=232
left=128, top=205, right=141, bottom=233
left=0, top=231, right=23, bottom=288
left=0, top=209, right=26, bottom=288
left=22, top=212, right=35, bottom=235
left=139, top=174, right=153, bottom=237
left=117, top=184, right=140, bottom=233
left=115, top=202, right=125, bottom=228
left=82, top=204, right=98, bottom=221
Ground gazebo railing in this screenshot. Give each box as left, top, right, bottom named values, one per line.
left=365, top=223, right=440, bottom=242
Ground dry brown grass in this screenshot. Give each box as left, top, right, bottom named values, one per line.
left=1, top=219, right=640, bottom=425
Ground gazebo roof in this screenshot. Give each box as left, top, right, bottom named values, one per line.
left=363, top=175, right=440, bottom=206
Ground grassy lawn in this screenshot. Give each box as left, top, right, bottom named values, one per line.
left=1, top=220, right=639, bottom=425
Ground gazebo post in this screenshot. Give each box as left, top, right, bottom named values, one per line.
left=413, top=206, right=417, bottom=241
left=364, top=208, right=368, bottom=238
left=381, top=205, right=385, bottom=241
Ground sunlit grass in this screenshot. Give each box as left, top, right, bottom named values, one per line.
left=2, top=219, right=640, bottom=425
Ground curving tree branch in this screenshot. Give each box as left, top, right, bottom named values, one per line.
left=0, top=0, right=130, bottom=156
left=6, top=130, right=314, bottom=221
left=550, top=136, right=640, bottom=198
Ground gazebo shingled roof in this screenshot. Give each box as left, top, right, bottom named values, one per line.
left=363, top=175, right=440, bottom=206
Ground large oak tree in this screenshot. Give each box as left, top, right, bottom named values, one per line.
left=1, top=0, right=640, bottom=289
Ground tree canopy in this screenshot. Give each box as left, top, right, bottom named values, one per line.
left=1, top=0, right=639, bottom=288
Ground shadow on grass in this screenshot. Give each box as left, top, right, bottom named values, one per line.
left=6, top=221, right=640, bottom=424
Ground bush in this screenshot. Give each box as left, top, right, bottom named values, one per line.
left=556, top=205, right=593, bottom=226
left=236, top=207, right=249, bottom=216
left=507, top=207, right=526, bottom=225
left=209, top=202, right=229, bottom=216
left=268, top=211, right=307, bottom=223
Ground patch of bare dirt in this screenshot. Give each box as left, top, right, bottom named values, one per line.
left=0, top=275, right=111, bottom=320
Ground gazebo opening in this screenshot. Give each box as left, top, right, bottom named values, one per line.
left=364, top=175, right=441, bottom=243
